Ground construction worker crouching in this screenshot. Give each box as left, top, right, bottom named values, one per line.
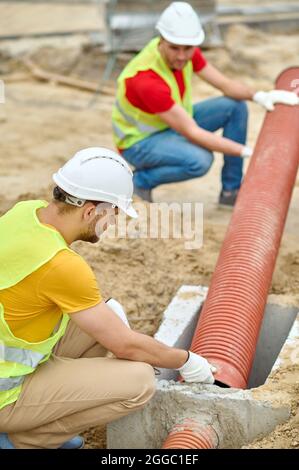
left=112, top=2, right=299, bottom=206
left=0, top=147, right=216, bottom=449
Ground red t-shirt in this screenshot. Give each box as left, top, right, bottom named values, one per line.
left=124, top=48, right=207, bottom=114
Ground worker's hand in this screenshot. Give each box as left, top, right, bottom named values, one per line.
left=240, top=145, right=253, bottom=159
left=253, top=90, right=299, bottom=111
left=105, top=298, right=131, bottom=328
left=177, top=351, right=217, bottom=384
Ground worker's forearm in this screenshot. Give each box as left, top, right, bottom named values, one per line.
left=159, top=105, right=246, bottom=155
left=222, top=80, right=255, bottom=101
left=188, top=126, right=243, bottom=156
left=116, top=332, right=188, bottom=369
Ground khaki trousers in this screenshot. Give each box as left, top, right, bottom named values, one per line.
left=0, top=321, right=156, bottom=448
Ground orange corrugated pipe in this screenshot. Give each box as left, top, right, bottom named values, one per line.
left=191, top=67, right=299, bottom=389
left=162, top=419, right=219, bottom=449
left=162, top=67, right=299, bottom=449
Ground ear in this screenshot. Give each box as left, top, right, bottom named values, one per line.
left=82, top=203, right=97, bottom=221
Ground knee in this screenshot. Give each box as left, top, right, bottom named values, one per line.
left=126, top=362, right=156, bottom=410
left=222, top=96, right=248, bottom=119
left=231, top=99, right=248, bottom=120
left=236, top=99, right=248, bottom=117
left=187, top=152, right=214, bottom=177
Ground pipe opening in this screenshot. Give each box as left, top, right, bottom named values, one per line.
left=214, top=380, right=230, bottom=388
left=156, top=301, right=298, bottom=388
left=247, top=303, right=298, bottom=388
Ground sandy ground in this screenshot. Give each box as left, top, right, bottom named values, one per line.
left=1, top=17, right=299, bottom=448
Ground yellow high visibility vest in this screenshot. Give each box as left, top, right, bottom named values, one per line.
left=0, top=200, right=71, bottom=410
left=112, top=37, right=193, bottom=150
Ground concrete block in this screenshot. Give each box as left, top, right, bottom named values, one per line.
left=154, top=285, right=207, bottom=381
left=107, top=381, right=289, bottom=449
left=107, top=286, right=298, bottom=449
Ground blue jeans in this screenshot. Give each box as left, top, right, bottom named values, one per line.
left=122, top=97, right=248, bottom=191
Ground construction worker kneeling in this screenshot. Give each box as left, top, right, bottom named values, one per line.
left=112, top=2, right=299, bottom=207
left=0, top=147, right=216, bottom=449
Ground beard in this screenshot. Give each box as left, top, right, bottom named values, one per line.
left=80, top=233, right=99, bottom=243
left=79, top=219, right=100, bottom=243
left=78, top=210, right=116, bottom=243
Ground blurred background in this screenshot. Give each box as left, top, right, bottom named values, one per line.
left=1, top=0, right=299, bottom=449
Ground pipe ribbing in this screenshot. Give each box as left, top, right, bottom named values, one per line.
left=162, top=67, right=299, bottom=449
left=162, top=419, right=219, bottom=449
left=191, top=67, right=299, bottom=388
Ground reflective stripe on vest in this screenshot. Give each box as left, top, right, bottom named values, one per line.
left=115, top=100, right=158, bottom=134
left=0, top=375, right=24, bottom=392
left=0, top=345, right=45, bottom=368
left=112, top=122, right=126, bottom=140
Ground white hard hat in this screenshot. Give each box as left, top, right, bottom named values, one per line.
left=53, top=147, right=137, bottom=218
left=156, top=2, right=205, bottom=46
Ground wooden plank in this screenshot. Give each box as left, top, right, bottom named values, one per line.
left=0, top=73, right=31, bottom=82
left=22, top=58, right=115, bottom=94
left=217, top=3, right=299, bottom=17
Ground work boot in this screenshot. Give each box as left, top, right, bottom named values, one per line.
left=0, top=432, right=84, bottom=449
left=218, top=189, right=239, bottom=208
left=133, top=186, right=153, bottom=202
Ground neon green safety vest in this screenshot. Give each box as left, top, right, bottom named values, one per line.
left=112, top=37, right=194, bottom=150
left=0, top=200, right=71, bottom=411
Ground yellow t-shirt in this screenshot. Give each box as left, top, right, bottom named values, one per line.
left=0, top=249, right=102, bottom=342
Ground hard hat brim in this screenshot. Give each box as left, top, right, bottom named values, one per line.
left=157, top=28, right=205, bottom=46
left=122, top=204, right=138, bottom=219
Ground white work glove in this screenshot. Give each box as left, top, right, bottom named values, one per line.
left=240, top=145, right=253, bottom=159
left=177, top=351, right=217, bottom=384
left=105, top=298, right=131, bottom=328
left=253, top=90, right=299, bottom=112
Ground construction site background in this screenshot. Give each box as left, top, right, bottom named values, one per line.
left=0, top=0, right=299, bottom=449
